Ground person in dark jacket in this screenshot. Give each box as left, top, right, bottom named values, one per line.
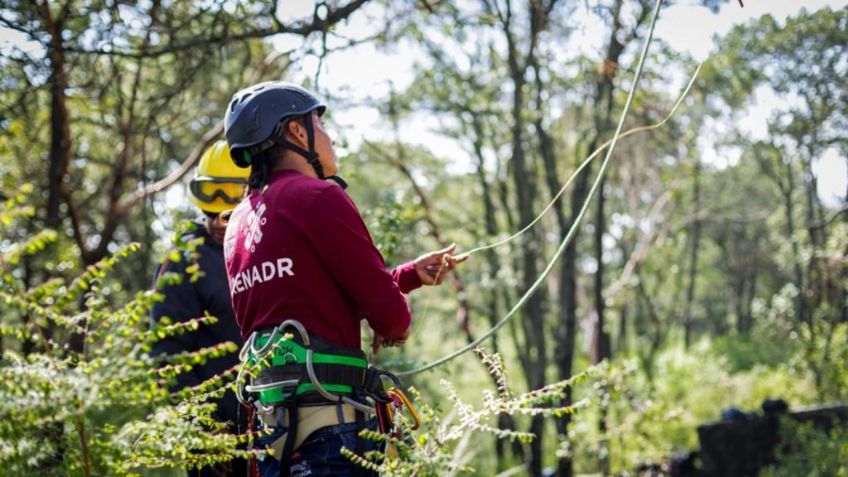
left=151, top=140, right=250, bottom=477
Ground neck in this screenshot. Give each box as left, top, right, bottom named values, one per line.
left=273, top=152, right=319, bottom=179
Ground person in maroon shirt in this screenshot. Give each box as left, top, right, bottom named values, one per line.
left=223, top=81, right=465, bottom=477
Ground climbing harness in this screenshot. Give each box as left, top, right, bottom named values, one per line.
left=236, top=319, right=374, bottom=411
left=236, top=319, right=418, bottom=474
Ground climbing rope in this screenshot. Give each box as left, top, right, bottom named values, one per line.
left=397, top=0, right=669, bottom=377
left=463, top=63, right=703, bottom=258
left=404, top=60, right=702, bottom=353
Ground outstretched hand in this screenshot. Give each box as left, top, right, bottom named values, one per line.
left=413, top=243, right=469, bottom=286
left=373, top=244, right=468, bottom=355
left=371, top=328, right=410, bottom=355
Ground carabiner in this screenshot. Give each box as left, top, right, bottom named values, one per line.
left=387, top=387, right=421, bottom=430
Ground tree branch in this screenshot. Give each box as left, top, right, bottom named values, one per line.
left=603, top=190, right=671, bottom=301
left=809, top=204, right=848, bottom=230
left=0, top=15, right=37, bottom=37
left=92, top=6, right=156, bottom=260
left=115, top=50, right=290, bottom=215
left=63, top=0, right=370, bottom=59
left=363, top=139, right=474, bottom=340
left=62, top=183, right=93, bottom=264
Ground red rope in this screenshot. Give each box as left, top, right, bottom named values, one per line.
left=247, top=404, right=260, bottom=477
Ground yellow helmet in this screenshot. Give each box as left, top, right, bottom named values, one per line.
left=189, top=140, right=250, bottom=214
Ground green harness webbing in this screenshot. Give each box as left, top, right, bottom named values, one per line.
left=247, top=329, right=368, bottom=405
left=236, top=320, right=396, bottom=477
left=236, top=319, right=376, bottom=412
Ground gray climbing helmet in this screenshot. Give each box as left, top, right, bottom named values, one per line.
left=224, top=81, right=326, bottom=171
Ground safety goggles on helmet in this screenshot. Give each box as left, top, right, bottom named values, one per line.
left=189, top=176, right=248, bottom=205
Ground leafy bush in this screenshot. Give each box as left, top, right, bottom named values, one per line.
left=746, top=223, right=848, bottom=402
left=345, top=349, right=590, bottom=476
left=760, top=419, right=848, bottom=477
left=0, top=190, right=249, bottom=476
left=570, top=343, right=817, bottom=474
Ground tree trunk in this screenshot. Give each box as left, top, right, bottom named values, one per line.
left=500, top=3, right=551, bottom=473
left=684, top=154, right=702, bottom=347
left=780, top=160, right=809, bottom=327
left=593, top=175, right=611, bottom=476
left=42, top=5, right=71, bottom=229
left=618, top=305, right=628, bottom=354
left=509, top=77, right=547, bottom=477
left=472, top=116, right=527, bottom=465
left=593, top=175, right=611, bottom=365
left=556, top=1, right=630, bottom=473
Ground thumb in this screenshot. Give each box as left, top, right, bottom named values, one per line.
left=437, top=243, right=457, bottom=256
left=451, top=252, right=470, bottom=263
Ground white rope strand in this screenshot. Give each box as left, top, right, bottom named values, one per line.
left=397, top=0, right=667, bottom=377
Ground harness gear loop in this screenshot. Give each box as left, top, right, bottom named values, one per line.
left=236, top=319, right=310, bottom=406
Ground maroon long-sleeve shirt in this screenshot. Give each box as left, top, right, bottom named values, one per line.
left=223, top=169, right=421, bottom=348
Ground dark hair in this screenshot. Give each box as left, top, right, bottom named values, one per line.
left=247, top=149, right=277, bottom=191
left=246, top=116, right=308, bottom=191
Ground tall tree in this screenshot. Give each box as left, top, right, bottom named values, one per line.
left=556, top=2, right=654, bottom=474
left=0, top=0, right=370, bottom=268
left=707, top=8, right=847, bottom=386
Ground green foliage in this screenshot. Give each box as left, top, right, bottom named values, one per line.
left=0, top=2, right=845, bottom=475
left=365, top=192, right=408, bottom=263
left=570, top=217, right=847, bottom=473
left=570, top=345, right=817, bottom=474
left=712, top=332, right=797, bottom=373
left=0, top=0, right=295, bottom=289
left=0, top=196, right=248, bottom=476
left=345, top=349, right=590, bottom=476
left=760, top=419, right=848, bottom=477
left=749, top=222, right=848, bottom=401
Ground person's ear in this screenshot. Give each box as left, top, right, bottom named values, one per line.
left=286, top=119, right=307, bottom=145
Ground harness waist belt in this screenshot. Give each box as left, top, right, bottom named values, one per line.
left=264, top=403, right=359, bottom=457
left=248, top=326, right=368, bottom=406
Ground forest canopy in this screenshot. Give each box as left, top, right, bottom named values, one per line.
left=0, top=1, right=846, bottom=476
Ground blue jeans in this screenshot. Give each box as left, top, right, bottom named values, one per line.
left=256, top=419, right=380, bottom=477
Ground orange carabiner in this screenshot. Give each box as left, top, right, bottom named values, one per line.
left=387, top=387, right=421, bottom=430
left=384, top=401, right=394, bottom=423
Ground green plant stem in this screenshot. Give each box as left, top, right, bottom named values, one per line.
left=75, top=418, right=93, bottom=477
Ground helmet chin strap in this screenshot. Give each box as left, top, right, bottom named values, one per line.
left=304, top=113, right=324, bottom=179
left=274, top=115, right=348, bottom=190
left=327, top=176, right=348, bottom=189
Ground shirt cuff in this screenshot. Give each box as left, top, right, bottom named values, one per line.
left=392, top=261, right=423, bottom=294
